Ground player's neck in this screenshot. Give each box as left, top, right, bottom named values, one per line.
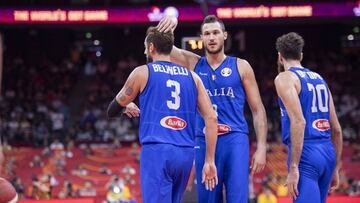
left=152, top=54, right=171, bottom=62
left=206, top=52, right=226, bottom=67
left=284, top=60, right=303, bottom=70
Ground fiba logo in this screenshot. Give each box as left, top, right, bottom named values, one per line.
left=354, top=2, right=360, bottom=16
left=147, top=6, right=179, bottom=22
left=221, top=67, right=232, bottom=77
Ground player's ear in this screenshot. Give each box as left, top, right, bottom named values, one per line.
left=223, top=31, right=228, bottom=40
left=149, top=43, right=155, bottom=53
left=278, top=52, right=285, bottom=63
left=300, top=52, right=303, bottom=62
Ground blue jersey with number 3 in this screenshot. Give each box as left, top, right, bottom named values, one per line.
left=278, top=67, right=331, bottom=145
left=139, top=61, right=197, bottom=147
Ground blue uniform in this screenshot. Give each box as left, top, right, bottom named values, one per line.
left=278, top=67, right=336, bottom=203
left=194, top=56, right=249, bottom=203
left=139, top=61, right=197, bottom=203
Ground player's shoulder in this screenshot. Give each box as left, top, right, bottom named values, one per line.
left=130, top=65, right=148, bottom=80
left=274, top=71, right=298, bottom=86
left=235, top=57, right=250, bottom=67
left=134, top=64, right=148, bottom=72
left=234, top=57, right=254, bottom=80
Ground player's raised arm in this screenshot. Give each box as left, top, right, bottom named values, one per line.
left=328, top=91, right=343, bottom=192
left=107, top=65, right=147, bottom=118
left=275, top=71, right=305, bottom=200
left=238, top=59, right=268, bottom=175
left=191, top=71, right=218, bottom=191
left=157, top=16, right=201, bottom=70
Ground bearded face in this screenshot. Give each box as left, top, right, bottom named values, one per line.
left=201, top=22, right=227, bottom=56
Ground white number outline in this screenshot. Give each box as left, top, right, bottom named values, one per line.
left=166, top=80, right=181, bottom=110
left=307, top=83, right=329, bottom=113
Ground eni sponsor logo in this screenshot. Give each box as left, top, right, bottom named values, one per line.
left=160, top=116, right=187, bottom=130
left=221, top=67, right=232, bottom=77
left=312, top=119, right=330, bottom=131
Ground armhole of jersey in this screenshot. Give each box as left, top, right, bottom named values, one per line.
left=234, top=57, right=244, bottom=82
left=189, top=71, right=199, bottom=109
left=139, top=64, right=151, bottom=96
left=193, top=57, right=202, bottom=73
left=288, top=70, right=303, bottom=96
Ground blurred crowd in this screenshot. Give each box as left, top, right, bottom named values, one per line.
left=0, top=29, right=359, bottom=201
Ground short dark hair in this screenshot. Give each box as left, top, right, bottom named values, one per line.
left=201, top=15, right=225, bottom=32
left=276, top=32, right=304, bottom=60
left=146, top=26, right=174, bottom=55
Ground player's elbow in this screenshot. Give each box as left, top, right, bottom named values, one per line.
left=292, top=117, right=306, bottom=128
left=204, top=114, right=218, bottom=127
left=332, top=125, right=342, bottom=138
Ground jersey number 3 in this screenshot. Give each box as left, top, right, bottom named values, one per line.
left=307, top=83, right=329, bottom=113
left=166, top=80, right=181, bottom=110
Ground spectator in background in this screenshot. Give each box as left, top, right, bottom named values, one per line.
left=11, top=176, right=25, bottom=199
left=29, top=155, right=44, bottom=168
left=50, top=139, right=64, bottom=151
left=343, top=124, right=357, bottom=142
left=30, top=174, right=52, bottom=199
left=121, top=164, right=136, bottom=175
left=105, top=175, right=132, bottom=203
left=72, top=165, right=89, bottom=176
left=78, top=181, right=97, bottom=197
left=83, top=144, right=94, bottom=157
left=53, top=153, right=67, bottom=176
left=347, top=178, right=360, bottom=196
left=276, top=176, right=288, bottom=197
left=257, top=184, right=277, bottom=203
left=58, top=180, right=76, bottom=198
left=130, top=142, right=139, bottom=158
left=98, top=164, right=112, bottom=175
left=124, top=174, right=136, bottom=186
left=34, top=122, right=49, bottom=147
left=42, top=147, right=53, bottom=157
left=61, top=142, right=74, bottom=158
left=351, top=144, right=360, bottom=162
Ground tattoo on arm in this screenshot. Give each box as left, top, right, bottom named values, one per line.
left=125, top=87, right=133, bottom=96
left=119, top=85, right=134, bottom=102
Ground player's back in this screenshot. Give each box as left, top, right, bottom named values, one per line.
left=279, top=67, right=331, bottom=145
left=139, top=61, right=197, bottom=147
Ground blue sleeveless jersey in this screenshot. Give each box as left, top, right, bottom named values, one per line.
left=139, top=61, right=197, bottom=147
left=278, top=67, right=331, bottom=145
left=194, top=56, right=248, bottom=137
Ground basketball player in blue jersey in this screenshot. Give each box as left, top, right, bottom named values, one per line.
left=274, top=32, right=343, bottom=203
left=107, top=27, right=219, bottom=203
left=157, top=15, right=268, bottom=203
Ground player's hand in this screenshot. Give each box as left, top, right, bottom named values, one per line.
left=250, top=145, right=266, bottom=175
left=329, top=168, right=340, bottom=193
left=156, top=16, right=178, bottom=33
left=285, top=167, right=300, bottom=200
left=201, top=161, right=218, bottom=191
left=123, top=102, right=140, bottom=118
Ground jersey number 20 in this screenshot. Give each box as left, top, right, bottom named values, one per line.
left=166, top=80, right=180, bottom=110
left=307, top=83, right=329, bottom=113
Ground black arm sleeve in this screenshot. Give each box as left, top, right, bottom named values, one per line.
left=107, top=98, right=124, bottom=118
